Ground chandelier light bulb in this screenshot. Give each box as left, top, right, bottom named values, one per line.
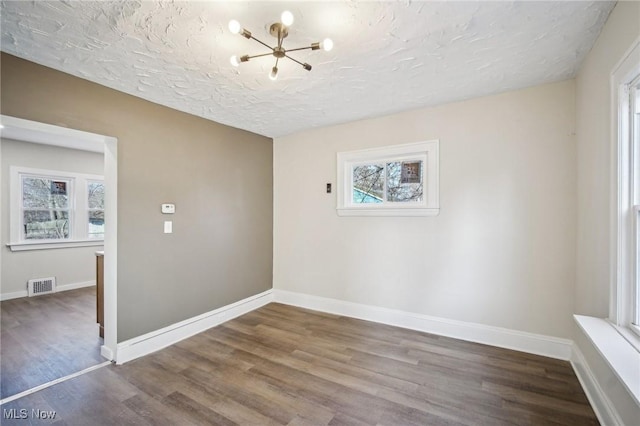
left=269, top=66, right=279, bottom=81
left=322, top=38, right=334, bottom=52
left=281, top=10, right=294, bottom=26
left=230, top=55, right=240, bottom=67
left=228, top=19, right=241, bottom=34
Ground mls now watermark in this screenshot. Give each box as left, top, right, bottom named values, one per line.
left=3, top=408, right=57, bottom=420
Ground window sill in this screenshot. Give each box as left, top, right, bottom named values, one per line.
left=7, top=239, right=104, bottom=252
left=574, top=315, right=640, bottom=405
left=337, top=207, right=440, bottom=217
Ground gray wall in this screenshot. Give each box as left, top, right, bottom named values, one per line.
left=1, top=139, right=104, bottom=297
left=0, top=53, right=273, bottom=342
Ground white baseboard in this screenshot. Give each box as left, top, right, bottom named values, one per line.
left=0, top=290, right=27, bottom=301
left=0, top=280, right=95, bottom=301
left=57, top=280, right=95, bottom=292
left=570, top=343, right=622, bottom=426
left=100, top=345, right=114, bottom=362
left=116, top=289, right=274, bottom=364
left=273, top=289, right=573, bottom=360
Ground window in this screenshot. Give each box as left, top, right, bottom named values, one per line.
left=87, top=180, right=105, bottom=239
left=21, top=175, right=72, bottom=240
left=9, top=166, right=105, bottom=251
left=337, top=140, right=439, bottom=216
left=613, top=42, right=640, bottom=338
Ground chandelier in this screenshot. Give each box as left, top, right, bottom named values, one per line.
left=228, top=11, right=333, bottom=80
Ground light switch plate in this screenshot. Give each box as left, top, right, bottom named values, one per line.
left=164, top=221, right=172, bottom=233
left=161, top=203, right=175, bottom=214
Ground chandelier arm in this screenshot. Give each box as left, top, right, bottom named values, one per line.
left=245, top=52, right=275, bottom=60
left=284, top=54, right=305, bottom=66
left=249, top=35, right=276, bottom=51
left=285, top=46, right=314, bottom=53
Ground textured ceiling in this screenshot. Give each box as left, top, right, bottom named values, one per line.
left=0, top=1, right=615, bottom=138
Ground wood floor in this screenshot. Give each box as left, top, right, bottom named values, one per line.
left=0, top=287, right=104, bottom=399
left=1, top=302, right=597, bottom=425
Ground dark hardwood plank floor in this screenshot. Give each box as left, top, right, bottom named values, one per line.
left=0, top=303, right=598, bottom=425
left=1, top=287, right=104, bottom=399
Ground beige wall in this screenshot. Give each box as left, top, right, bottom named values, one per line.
left=575, top=1, right=640, bottom=317
left=0, top=139, right=104, bottom=297
left=274, top=80, right=576, bottom=339
left=0, top=53, right=273, bottom=342
left=574, top=2, right=640, bottom=423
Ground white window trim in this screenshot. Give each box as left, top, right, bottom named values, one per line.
left=8, top=165, right=104, bottom=252
left=634, top=154, right=640, bottom=338
left=336, top=140, right=439, bottom=217
left=611, top=40, right=640, bottom=337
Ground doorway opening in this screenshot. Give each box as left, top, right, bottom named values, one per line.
left=0, top=115, right=117, bottom=401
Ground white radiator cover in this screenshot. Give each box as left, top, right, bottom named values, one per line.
left=27, top=277, right=56, bottom=297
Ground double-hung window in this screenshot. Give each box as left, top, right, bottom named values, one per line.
left=613, top=45, right=640, bottom=338
left=9, top=166, right=105, bottom=251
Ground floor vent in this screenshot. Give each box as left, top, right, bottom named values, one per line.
left=27, top=277, right=56, bottom=297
